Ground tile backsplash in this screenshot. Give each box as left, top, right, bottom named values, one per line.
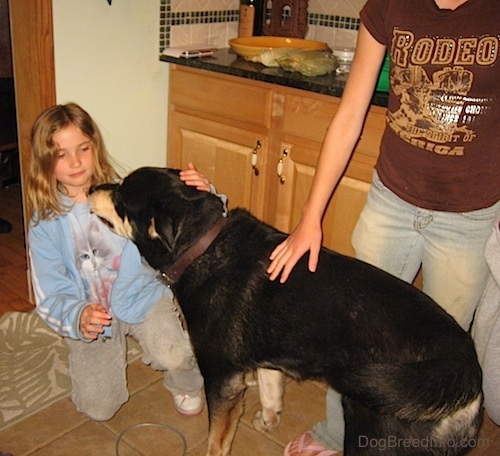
left=160, top=0, right=367, bottom=52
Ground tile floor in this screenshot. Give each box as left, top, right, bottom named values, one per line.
left=1, top=361, right=328, bottom=456
left=1, top=358, right=500, bottom=456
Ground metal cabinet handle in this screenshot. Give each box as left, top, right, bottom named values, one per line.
left=252, top=140, right=261, bottom=176
left=277, top=149, right=288, bottom=184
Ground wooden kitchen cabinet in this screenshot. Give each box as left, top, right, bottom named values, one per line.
left=167, top=65, right=386, bottom=257
left=168, top=67, right=272, bottom=219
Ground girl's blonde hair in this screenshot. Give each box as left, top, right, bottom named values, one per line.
left=26, top=103, right=121, bottom=223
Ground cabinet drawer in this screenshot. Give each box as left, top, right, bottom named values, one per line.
left=282, top=93, right=340, bottom=143
left=170, top=67, right=273, bottom=129
left=282, top=93, right=386, bottom=157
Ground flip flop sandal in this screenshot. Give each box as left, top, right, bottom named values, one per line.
left=283, top=431, right=340, bottom=456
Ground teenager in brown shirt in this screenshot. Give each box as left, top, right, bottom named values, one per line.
left=268, top=0, right=500, bottom=454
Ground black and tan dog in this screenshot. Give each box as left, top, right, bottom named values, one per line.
left=89, top=167, right=483, bottom=456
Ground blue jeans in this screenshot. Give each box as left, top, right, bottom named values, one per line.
left=312, top=170, right=499, bottom=451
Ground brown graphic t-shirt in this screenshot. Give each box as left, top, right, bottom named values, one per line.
left=361, top=0, right=499, bottom=211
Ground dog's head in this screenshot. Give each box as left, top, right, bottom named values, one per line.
left=88, top=167, right=225, bottom=271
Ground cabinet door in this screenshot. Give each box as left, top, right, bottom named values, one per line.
left=168, top=112, right=268, bottom=217
left=274, top=142, right=369, bottom=257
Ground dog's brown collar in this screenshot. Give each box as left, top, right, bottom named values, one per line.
left=157, top=216, right=227, bottom=287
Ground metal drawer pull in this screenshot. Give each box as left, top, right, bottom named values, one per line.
left=252, top=140, right=261, bottom=176
left=277, top=149, right=288, bottom=184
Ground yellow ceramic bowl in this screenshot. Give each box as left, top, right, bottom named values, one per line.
left=229, top=36, right=328, bottom=60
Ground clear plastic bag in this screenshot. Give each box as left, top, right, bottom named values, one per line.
left=276, top=50, right=338, bottom=77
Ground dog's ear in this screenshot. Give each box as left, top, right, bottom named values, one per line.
left=145, top=167, right=223, bottom=231
left=151, top=189, right=202, bottom=254
left=148, top=214, right=182, bottom=253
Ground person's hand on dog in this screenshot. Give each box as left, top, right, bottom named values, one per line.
left=267, top=215, right=323, bottom=283
left=179, top=162, right=211, bottom=192
left=80, top=303, right=112, bottom=340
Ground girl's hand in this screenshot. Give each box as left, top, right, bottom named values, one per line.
left=179, top=162, right=211, bottom=192
left=80, top=303, right=111, bottom=340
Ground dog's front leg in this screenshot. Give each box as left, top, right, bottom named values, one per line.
left=206, top=375, right=247, bottom=456
left=252, top=368, right=285, bottom=432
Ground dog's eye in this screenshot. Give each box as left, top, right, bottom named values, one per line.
left=98, top=217, right=114, bottom=230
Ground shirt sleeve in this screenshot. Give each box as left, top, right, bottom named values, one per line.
left=360, top=0, right=391, bottom=46
left=29, top=219, right=90, bottom=341
left=210, top=184, right=228, bottom=216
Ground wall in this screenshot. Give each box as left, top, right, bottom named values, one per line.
left=163, top=0, right=367, bottom=51
left=53, top=0, right=168, bottom=173
left=307, top=0, right=365, bottom=48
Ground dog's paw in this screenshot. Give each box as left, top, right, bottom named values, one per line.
left=252, top=409, right=281, bottom=433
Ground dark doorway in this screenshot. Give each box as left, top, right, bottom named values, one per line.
left=0, top=0, right=20, bottom=189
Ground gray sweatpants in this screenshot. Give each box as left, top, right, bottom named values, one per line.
left=65, top=294, right=203, bottom=421
left=472, top=208, right=500, bottom=426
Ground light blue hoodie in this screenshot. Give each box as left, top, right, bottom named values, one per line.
left=29, top=189, right=226, bottom=341
left=29, top=204, right=169, bottom=341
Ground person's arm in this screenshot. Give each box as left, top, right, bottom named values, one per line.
left=267, top=24, right=387, bottom=283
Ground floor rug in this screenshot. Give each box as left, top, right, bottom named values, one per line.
left=0, top=310, right=142, bottom=430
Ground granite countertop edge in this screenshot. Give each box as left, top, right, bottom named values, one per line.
left=160, top=48, right=389, bottom=108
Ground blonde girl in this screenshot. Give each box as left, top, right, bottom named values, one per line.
left=27, top=103, right=217, bottom=420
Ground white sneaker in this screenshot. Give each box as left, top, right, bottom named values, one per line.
left=173, top=393, right=204, bottom=416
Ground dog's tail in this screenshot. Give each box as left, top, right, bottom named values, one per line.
left=339, top=356, right=481, bottom=419
left=429, top=394, right=483, bottom=454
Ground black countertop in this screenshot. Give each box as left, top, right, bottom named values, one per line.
left=160, top=48, right=389, bottom=108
